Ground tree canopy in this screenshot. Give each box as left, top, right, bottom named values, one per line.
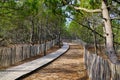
left=0, top=0, right=120, bottom=64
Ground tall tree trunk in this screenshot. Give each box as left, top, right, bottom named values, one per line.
left=43, top=26, right=46, bottom=56
left=102, top=0, right=120, bottom=64
left=92, top=26, right=97, bottom=54
left=58, top=31, right=61, bottom=48
left=39, top=25, right=42, bottom=44
left=58, top=19, right=62, bottom=48
left=43, top=16, right=48, bottom=56
left=36, top=24, right=39, bottom=44
left=39, top=23, right=42, bottom=44
left=31, top=19, right=35, bottom=45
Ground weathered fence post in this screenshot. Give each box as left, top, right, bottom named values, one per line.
left=0, top=39, right=57, bottom=68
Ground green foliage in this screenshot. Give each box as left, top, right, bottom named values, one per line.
left=67, top=21, right=93, bottom=42
left=112, top=20, right=120, bottom=43
left=0, top=0, right=119, bottom=48
left=0, top=0, right=66, bottom=46
left=80, top=0, right=101, bottom=9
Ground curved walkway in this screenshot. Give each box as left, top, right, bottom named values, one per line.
left=0, top=43, right=69, bottom=80
left=23, top=43, right=89, bottom=80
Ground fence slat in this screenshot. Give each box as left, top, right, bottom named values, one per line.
left=0, top=39, right=57, bottom=68
left=84, top=47, right=120, bottom=80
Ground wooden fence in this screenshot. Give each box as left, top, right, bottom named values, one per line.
left=0, top=39, right=57, bottom=68
left=72, top=39, right=120, bottom=80
left=84, top=48, right=120, bottom=80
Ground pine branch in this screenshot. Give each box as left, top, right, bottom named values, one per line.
left=55, top=13, right=120, bottom=45
left=74, top=7, right=102, bottom=13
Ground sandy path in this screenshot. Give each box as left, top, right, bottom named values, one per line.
left=23, top=43, right=89, bottom=80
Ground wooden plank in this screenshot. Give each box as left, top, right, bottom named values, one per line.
left=0, top=43, right=69, bottom=80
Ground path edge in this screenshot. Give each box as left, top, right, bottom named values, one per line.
left=16, top=42, right=69, bottom=80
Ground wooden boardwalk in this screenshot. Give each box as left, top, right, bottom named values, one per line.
left=23, top=43, right=89, bottom=80
left=0, top=43, right=69, bottom=80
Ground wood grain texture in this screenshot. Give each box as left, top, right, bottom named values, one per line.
left=84, top=48, right=120, bottom=80
left=0, top=39, right=57, bottom=68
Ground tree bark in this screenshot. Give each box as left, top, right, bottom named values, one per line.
left=74, top=7, right=101, bottom=13
left=31, top=19, right=35, bottom=45
left=72, top=0, right=120, bottom=64
left=92, top=26, right=97, bottom=54
left=102, top=0, right=120, bottom=64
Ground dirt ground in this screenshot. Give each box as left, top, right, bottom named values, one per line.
left=23, top=43, right=89, bottom=80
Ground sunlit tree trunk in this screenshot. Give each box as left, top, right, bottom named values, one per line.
left=102, top=0, right=119, bottom=64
